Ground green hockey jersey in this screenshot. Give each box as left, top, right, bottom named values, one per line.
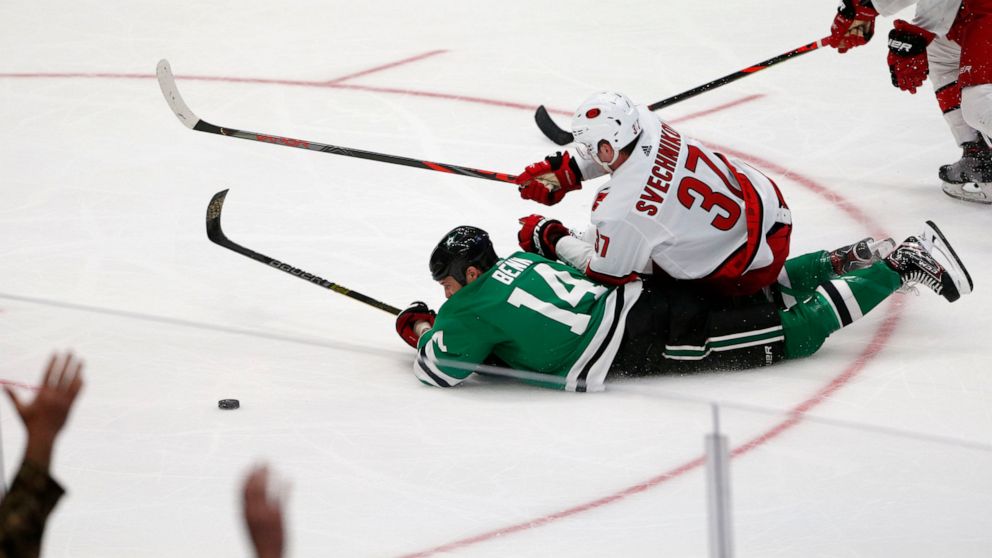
left=414, top=252, right=642, bottom=392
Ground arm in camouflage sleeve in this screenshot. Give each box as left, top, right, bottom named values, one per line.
left=0, top=460, right=65, bottom=558
left=0, top=352, right=83, bottom=558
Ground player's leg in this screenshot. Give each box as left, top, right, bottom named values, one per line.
left=776, top=238, right=894, bottom=307
left=957, top=0, right=992, bottom=140
left=959, top=83, right=992, bottom=193
left=609, top=282, right=787, bottom=376
left=610, top=224, right=970, bottom=375
left=942, top=3, right=992, bottom=201
left=930, top=37, right=983, bottom=180
left=778, top=261, right=900, bottom=358
left=781, top=222, right=972, bottom=358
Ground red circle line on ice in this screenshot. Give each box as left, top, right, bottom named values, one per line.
left=0, top=52, right=902, bottom=557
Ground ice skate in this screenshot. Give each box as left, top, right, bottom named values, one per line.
left=829, top=237, right=896, bottom=275
left=939, top=137, right=992, bottom=204
left=884, top=221, right=973, bottom=302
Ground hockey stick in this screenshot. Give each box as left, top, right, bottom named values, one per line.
left=534, top=38, right=829, bottom=145
left=157, top=60, right=516, bottom=184
left=206, top=189, right=402, bottom=316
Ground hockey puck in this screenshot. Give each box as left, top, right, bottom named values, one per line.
left=218, top=399, right=240, bottom=410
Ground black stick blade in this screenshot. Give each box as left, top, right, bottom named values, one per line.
left=203, top=189, right=401, bottom=316
left=534, top=105, right=574, bottom=146
left=206, top=189, right=230, bottom=244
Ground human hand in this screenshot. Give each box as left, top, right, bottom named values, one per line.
left=395, top=301, right=436, bottom=348
left=243, top=464, right=287, bottom=558
left=517, top=214, right=570, bottom=259
left=887, top=20, right=936, bottom=94
left=5, top=352, right=84, bottom=469
left=515, top=151, right=582, bottom=205
left=826, top=0, right=878, bottom=53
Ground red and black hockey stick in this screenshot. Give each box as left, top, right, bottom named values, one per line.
left=158, top=60, right=516, bottom=185
left=534, top=38, right=829, bottom=145
left=206, top=189, right=402, bottom=316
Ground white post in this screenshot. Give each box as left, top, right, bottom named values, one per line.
left=706, top=403, right=733, bottom=558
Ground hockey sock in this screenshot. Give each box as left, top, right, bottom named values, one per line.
left=776, top=250, right=834, bottom=306
left=779, top=262, right=901, bottom=359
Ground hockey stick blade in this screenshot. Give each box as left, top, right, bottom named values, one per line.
left=534, top=105, right=576, bottom=146
left=158, top=60, right=516, bottom=184
left=157, top=59, right=202, bottom=130
left=531, top=38, right=827, bottom=145
left=206, top=189, right=401, bottom=316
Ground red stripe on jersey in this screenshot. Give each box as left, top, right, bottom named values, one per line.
left=935, top=81, right=962, bottom=114
left=698, top=155, right=791, bottom=296
left=712, top=154, right=765, bottom=273
left=703, top=223, right=792, bottom=296
left=585, top=264, right=639, bottom=286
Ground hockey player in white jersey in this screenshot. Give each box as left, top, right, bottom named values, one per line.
left=513, top=91, right=792, bottom=296
left=826, top=0, right=992, bottom=202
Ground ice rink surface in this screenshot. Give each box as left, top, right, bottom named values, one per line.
left=1, top=1, right=991, bottom=556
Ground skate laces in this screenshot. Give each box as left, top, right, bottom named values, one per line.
left=889, top=238, right=943, bottom=296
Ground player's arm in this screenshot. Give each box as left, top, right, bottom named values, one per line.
left=582, top=221, right=647, bottom=286
left=549, top=223, right=599, bottom=271
left=413, top=322, right=495, bottom=388
left=516, top=217, right=610, bottom=276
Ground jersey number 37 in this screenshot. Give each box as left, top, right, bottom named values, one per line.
left=677, top=145, right=744, bottom=231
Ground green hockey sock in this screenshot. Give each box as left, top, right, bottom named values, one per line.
left=779, top=262, right=901, bottom=359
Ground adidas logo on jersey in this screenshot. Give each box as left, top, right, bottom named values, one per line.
left=641, top=145, right=651, bottom=156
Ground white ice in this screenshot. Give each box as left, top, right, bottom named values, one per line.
left=0, top=1, right=990, bottom=556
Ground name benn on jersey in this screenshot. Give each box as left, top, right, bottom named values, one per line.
left=492, top=256, right=534, bottom=285
left=634, top=123, right=683, bottom=217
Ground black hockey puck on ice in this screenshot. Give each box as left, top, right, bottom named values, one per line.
left=218, top=399, right=240, bottom=410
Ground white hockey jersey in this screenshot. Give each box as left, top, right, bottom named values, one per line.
left=557, top=106, right=790, bottom=285
left=871, top=0, right=962, bottom=35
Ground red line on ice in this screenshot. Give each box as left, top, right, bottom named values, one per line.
left=401, top=306, right=903, bottom=558
left=0, top=71, right=545, bottom=113
left=669, top=94, right=766, bottom=124
left=0, top=379, right=40, bottom=391
left=323, top=49, right=448, bottom=84
left=0, top=63, right=903, bottom=555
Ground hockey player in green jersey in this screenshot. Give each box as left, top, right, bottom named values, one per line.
left=394, top=223, right=972, bottom=392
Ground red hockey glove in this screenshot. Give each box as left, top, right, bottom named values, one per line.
left=517, top=214, right=570, bottom=259
left=515, top=151, right=583, bottom=206
left=395, top=301, right=436, bottom=348
left=826, top=0, right=878, bottom=53
left=887, top=20, right=936, bottom=94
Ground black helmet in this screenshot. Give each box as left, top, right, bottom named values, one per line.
left=429, top=226, right=499, bottom=285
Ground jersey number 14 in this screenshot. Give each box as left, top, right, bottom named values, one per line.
left=506, top=264, right=607, bottom=335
